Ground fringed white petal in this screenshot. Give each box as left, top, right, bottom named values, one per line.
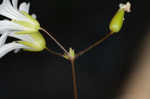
left=0, top=31, right=34, bottom=43
left=0, top=0, right=18, bottom=20
left=0, top=42, right=29, bottom=58
left=9, top=33, right=34, bottom=43
left=1, top=0, right=12, bottom=8
left=0, top=33, right=8, bottom=47
left=0, top=20, right=26, bottom=31
left=12, top=0, right=18, bottom=10
left=0, top=31, right=34, bottom=54
left=32, top=14, right=37, bottom=19
left=19, top=2, right=30, bottom=13
left=0, top=0, right=30, bottom=22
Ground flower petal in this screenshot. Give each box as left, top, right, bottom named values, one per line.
left=19, top=2, right=30, bottom=13
left=0, top=42, right=29, bottom=58
left=0, top=31, right=34, bottom=43
left=9, top=33, right=34, bottom=43
left=0, top=0, right=30, bottom=21
left=12, top=0, right=18, bottom=10
left=0, top=0, right=18, bottom=19
left=0, top=20, right=26, bottom=31
left=0, top=33, right=8, bottom=47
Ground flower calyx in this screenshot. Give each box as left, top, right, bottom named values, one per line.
left=109, top=2, right=131, bottom=33
left=63, top=48, right=76, bottom=61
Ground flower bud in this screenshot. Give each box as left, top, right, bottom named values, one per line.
left=63, top=48, right=75, bottom=60
left=109, top=2, right=131, bottom=33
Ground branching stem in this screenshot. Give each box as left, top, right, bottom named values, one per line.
left=45, top=47, right=63, bottom=57
left=76, top=32, right=113, bottom=58
left=42, top=29, right=113, bottom=99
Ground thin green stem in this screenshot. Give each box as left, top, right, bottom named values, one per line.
left=40, top=28, right=69, bottom=54
left=71, top=60, right=78, bottom=99
left=45, top=47, right=63, bottom=57
left=76, top=32, right=113, bottom=58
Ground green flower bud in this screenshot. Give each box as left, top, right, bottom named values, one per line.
left=109, top=9, right=125, bottom=33
left=109, top=2, right=131, bottom=33
left=63, top=48, right=75, bottom=60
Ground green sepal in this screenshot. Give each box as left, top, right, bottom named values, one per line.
left=109, top=9, right=125, bottom=33
left=12, top=11, right=40, bottom=32
left=17, top=32, right=46, bottom=52
left=21, top=11, right=40, bottom=27
left=15, top=30, right=37, bottom=34
left=63, top=48, right=75, bottom=60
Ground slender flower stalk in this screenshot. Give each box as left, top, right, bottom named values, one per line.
left=40, top=28, right=69, bottom=55
left=45, top=47, right=63, bottom=57
left=71, top=60, right=78, bottom=99
left=76, top=32, right=113, bottom=58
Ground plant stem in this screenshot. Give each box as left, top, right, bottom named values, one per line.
left=40, top=28, right=69, bottom=54
left=71, top=60, right=78, bottom=99
left=45, top=47, right=63, bottom=57
left=76, top=32, right=113, bottom=57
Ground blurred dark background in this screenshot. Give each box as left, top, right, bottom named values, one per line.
left=0, top=0, right=150, bottom=99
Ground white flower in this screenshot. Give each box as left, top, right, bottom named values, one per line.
left=0, top=0, right=46, bottom=58
left=0, top=0, right=40, bottom=32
